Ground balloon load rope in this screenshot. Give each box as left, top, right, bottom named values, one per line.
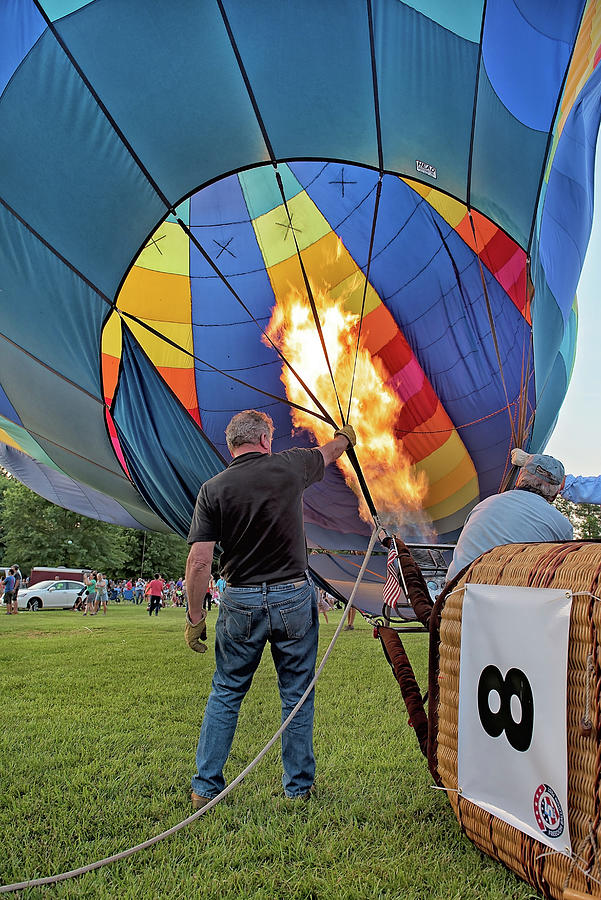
left=0, top=525, right=382, bottom=895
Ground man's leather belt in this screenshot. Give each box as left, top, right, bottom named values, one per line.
left=228, top=577, right=307, bottom=589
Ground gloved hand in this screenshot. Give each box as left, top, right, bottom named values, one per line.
left=334, top=423, right=356, bottom=448
left=511, top=448, right=529, bottom=467
left=185, top=610, right=208, bottom=653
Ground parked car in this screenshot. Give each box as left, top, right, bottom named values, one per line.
left=17, top=580, right=85, bottom=611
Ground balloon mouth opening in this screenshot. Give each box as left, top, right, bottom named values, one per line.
left=107, top=160, right=490, bottom=541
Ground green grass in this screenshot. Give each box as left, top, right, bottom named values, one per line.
left=0, top=605, right=537, bottom=899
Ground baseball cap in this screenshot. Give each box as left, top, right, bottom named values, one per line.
left=515, top=451, right=565, bottom=486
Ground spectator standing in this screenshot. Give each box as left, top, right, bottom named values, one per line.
left=12, top=565, right=22, bottom=614
left=203, top=576, right=215, bottom=612
left=134, top=578, right=145, bottom=604
left=146, top=574, right=164, bottom=616
left=83, top=571, right=97, bottom=616
left=318, top=590, right=333, bottom=624
left=4, top=569, right=15, bottom=615
left=174, top=578, right=184, bottom=607
left=344, top=606, right=357, bottom=631
left=95, top=573, right=109, bottom=615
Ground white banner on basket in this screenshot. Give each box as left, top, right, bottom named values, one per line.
left=457, top=583, right=572, bottom=854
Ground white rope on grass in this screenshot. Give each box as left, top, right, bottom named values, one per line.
left=0, top=523, right=382, bottom=894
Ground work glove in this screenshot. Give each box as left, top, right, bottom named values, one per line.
left=334, top=423, right=356, bottom=448
left=511, top=448, right=529, bottom=467
left=185, top=610, right=208, bottom=653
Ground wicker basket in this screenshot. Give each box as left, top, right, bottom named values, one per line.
left=429, top=541, right=601, bottom=900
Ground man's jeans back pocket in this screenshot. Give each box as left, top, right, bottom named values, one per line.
left=278, top=590, right=313, bottom=640
left=222, top=602, right=253, bottom=641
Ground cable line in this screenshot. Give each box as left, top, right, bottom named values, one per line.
left=273, top=168, right=346, bottom=426
left=117, top=311, right=332, bottom=425
left=346, top=173, right=382, bottom=422
left=467, top=210, right=519, bottom=449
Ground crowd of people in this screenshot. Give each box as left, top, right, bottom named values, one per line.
left=71, top=574, right=195, bottom=615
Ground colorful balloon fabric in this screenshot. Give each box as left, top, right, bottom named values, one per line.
left=1, top=1, right=601, bottom=546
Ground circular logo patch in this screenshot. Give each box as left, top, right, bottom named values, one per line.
left=533, top=783, right=564, bottom=838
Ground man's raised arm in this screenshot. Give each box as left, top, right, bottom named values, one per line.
left=319, top=424, right=356, bottom=467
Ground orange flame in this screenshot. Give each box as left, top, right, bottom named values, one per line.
left=265, top=287, right=430, bottom=533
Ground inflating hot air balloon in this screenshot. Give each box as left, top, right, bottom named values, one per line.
left=1, top=0, right=601, bottom=555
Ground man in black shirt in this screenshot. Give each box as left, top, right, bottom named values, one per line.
left=185, top=409, right=355, bottom=806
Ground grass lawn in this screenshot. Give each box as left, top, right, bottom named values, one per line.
left=0, top=604, right=536, bottom=899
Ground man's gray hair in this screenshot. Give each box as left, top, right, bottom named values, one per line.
left=225, top=409, right=274, bottom=452
left=516, top=467, right=562, bottom=503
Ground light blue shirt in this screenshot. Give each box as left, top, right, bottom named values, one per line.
left=445, top=489, right=573, bottom=583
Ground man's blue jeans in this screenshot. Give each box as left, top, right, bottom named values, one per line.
left=191, top=578, right=319, bottom=799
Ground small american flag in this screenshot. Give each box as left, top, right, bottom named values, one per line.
left=382, top=539, right=402, bottom=610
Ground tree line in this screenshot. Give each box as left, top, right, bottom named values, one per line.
left=555, top=496, right=601, bottom=540
left=1, top=471, right=597, bottom=585
left=0, top=473, right=190, bottom=581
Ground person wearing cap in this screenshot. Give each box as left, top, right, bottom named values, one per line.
left=445, top=449, right=573, bottom=584
left=511, top=448, right=601, bottom=505
left=185, top=409, right=356, bottom=807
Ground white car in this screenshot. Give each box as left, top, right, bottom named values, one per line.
left=17, top=580, right=85, bottom=611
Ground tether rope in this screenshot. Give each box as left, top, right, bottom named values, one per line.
left=0, top=525, right=382, bottom=895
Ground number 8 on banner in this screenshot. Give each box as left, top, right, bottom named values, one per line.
left=477, top=665, right=534, bottom=752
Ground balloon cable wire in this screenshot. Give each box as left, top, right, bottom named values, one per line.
left=117, top=310, right=332, bottom=426
left=0, top=525, right=381, bottom=896
left=273, top=169, right=346, bottom=426
left=216, top=0, right=343, bottom=426
left=347, top=0, right=384, bottom=422
left=467, top=210, right=518, bottom=449
left=346, top=174, right=382, bottom=423
left=35, top=0, right=338, bottom=431
left=170, top=215, right=337, bottom=429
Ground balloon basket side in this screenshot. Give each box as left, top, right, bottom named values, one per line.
left=429, top=541, right=601, bottom=900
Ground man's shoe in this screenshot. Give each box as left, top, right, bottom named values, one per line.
left=191, top=791, right=213, bottom=810
left=343, top=624, right=354, bottom=631
left=285, top=786, right=314, bottom=802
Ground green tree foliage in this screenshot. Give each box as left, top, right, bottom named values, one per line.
left=555, top=496, right=601, bottom=539
left=0, top=473, right=190, bottom=580
left=118, top=529, right=189, bottom=581
left=1, top=477, right=129, bottom=576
